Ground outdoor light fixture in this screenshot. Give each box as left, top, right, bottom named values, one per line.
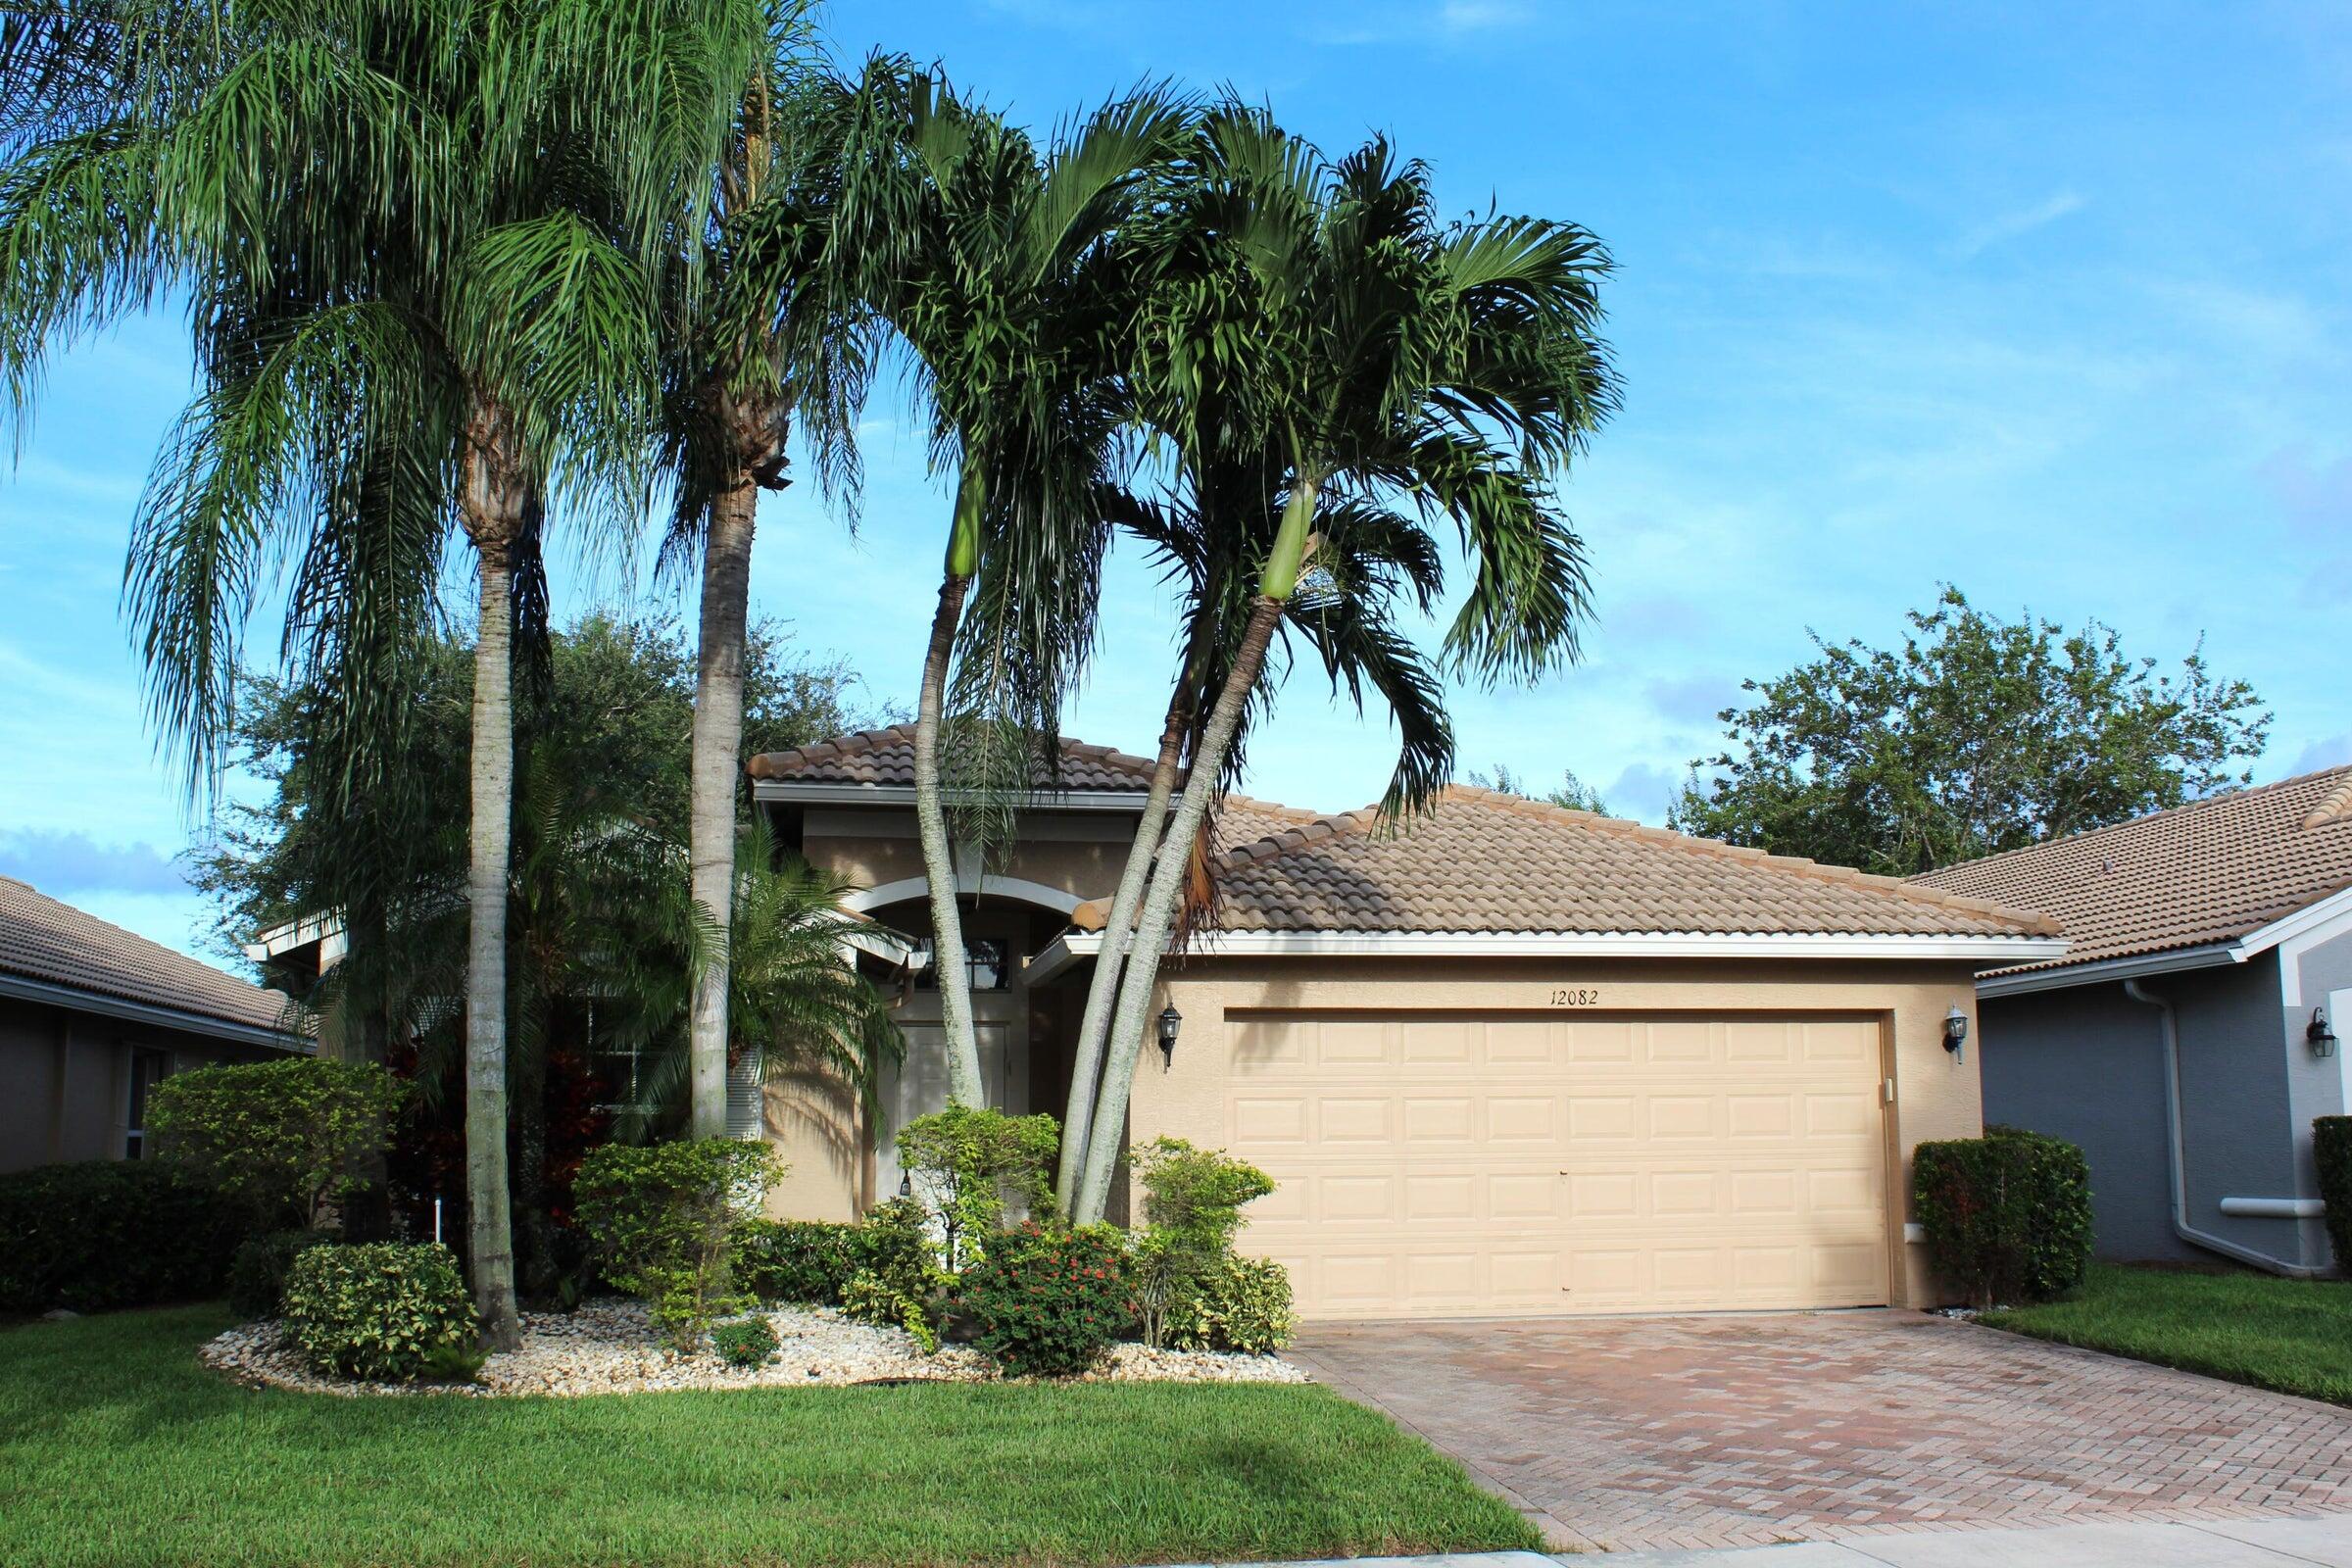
left=1156, top=1004, right=1184, bottom=1068
left=898, top=1170, right=913, bottom=1199
left=1943, top=1005, right=1969, bottom=1063
left=2309, top=1007, right=2338, bottom=1060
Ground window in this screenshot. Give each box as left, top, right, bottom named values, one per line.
left=124, top=1048, right=170, bottom=1159
left=911, top=937, right=1009, bottom=992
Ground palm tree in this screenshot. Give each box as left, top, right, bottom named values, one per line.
left=829, top=64, right=1189, bottom=1107
left=1068, top=110, right=1618, bottom=1221
left=0, top=0, right=762, bottom=1347
left=662, top=17, right=881, bottom=1140
left=1050, top=461, right=1455, bottom=1208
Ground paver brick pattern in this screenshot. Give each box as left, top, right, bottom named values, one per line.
left=1289, top=1311, right=2352, bottom=1554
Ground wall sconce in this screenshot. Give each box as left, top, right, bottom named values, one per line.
left=1943, top=1005, right=1969, bottom=1063
left=2309, top=1007, right=2338, bottom=1059
left=1156, top=1004, right=1184, bottom=1068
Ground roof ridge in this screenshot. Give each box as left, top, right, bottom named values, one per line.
left=1384, top=786, right=2061, bottom=935
left=1918, top=763, right=2352, bottom=883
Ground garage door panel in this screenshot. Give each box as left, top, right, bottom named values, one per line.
left=1228, top=1012, right=1890, bottom=1319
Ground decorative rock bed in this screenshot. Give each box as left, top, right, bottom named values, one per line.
left=200, top=1299, right=1309, bottom=1397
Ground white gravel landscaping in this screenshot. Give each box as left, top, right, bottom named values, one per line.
left=199, top=1298, right=1309, bottom=1397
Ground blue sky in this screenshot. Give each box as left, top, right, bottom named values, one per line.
left=4, top=0, right=2350, bottom=964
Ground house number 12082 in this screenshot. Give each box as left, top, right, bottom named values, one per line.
left=1550, top=988, right=1599, bottom=1006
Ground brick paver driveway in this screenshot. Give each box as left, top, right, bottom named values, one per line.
left=1289, top=1311, right=2352, bottom=1555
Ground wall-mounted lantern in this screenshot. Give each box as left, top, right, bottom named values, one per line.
left=2308, top=1007, right=2338, bottom=1059
left=1943, top=1005, right=1969, bottom=1063
left=1156, top=1004, right=1184, bottom=1068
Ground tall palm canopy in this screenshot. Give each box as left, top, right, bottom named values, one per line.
left=820, top=61, right=1192, bottom=1107
left=1068, top=106, right=1619, bottom=1221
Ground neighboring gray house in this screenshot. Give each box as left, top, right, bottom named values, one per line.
left=1916, top=766, right=2352, bottom=1277
left=1, top=874, right=308, bottom=1174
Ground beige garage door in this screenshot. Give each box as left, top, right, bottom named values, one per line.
left=1227, top=1013, right=1889, bottom=1319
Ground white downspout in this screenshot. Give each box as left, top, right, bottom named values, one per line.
left=2124, top=979, right=2325, bottom=1278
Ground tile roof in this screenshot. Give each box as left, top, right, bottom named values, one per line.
left=1913, top=765, right=2352, bottom=975
left=1204, top=786, right=2053, bottom=939
left=748, top=726, right=1164, bottom=793
left=0, top=875, right=302, bottom=1041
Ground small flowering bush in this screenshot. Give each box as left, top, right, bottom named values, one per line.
left=961, top=1222, right=1126, bottom=1377
left=710, top=1315, right=780, bottom=1367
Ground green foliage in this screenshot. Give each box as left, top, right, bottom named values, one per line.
left=280, top=1243, right=477, bottom=1383
left=1669, top=586, right=2272, bottom=875
left=572, top=1139, right=782, bottom=1348
left=961, top=1223, right=1128, bottom=1377
left=736, top=1219, right=858, bottom=1303
left=710, top=1316, right=780, bottom=1368
left=227, top=1230, right=336, bottom=1321
left=1913, top=1126, right=2093, bottom=1308
left=841, top=1269, right=940, bottom=1353
left=1163, top=1252, right=1296, bottom=1355
left=0, top=1160, right=241, bottom=1313
left=145, top=1057, right=400, bottom=1230
left=2316, top=1117, right=2352, bottom=1272
left=1464, top=763, right=1611, bottom=815
left=416, top=1340, right=489, bottom=1386
left=1128, top=1138, right=1275, bottom=1256
left=897, top=1104, right=1059, bottom=1270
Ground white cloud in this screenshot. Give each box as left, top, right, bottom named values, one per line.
left=1956, top=189, right=2085, bottom=259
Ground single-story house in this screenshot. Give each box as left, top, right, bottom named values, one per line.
left=748, top=728, right=2064, bottom=1319
left=1914, top=765, right=2352, bottom=1277
left=1, top=874, right=309, bottom=1173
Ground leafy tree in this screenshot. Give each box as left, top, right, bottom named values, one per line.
left=1667, top=587, right=2270, bottom=875
left=146, top=1058, right=403, bottom=1231
left=895, top=1103, right=1058, bottom=1271
left=1465, top=762, right=1610, bottom=814
left=1069, top=108, right=1616, bottom=1221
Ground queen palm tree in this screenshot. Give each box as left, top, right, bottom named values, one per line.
left=1, top=0, right=765, bottom=1347
left=827, top=64, right=1190, bottom=1107
left=1068, top=110, right=1618, bottom=1221
left=662, top=20, right=884, bottom=1140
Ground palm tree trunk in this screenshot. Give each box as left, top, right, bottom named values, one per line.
left=913, top=568, right=983, bottom=1105
left=687, top=466, right=759, bottom=1139
left=1054, top=700, right=1185, bottom=1210
left=464, top=537, right=522, bottom=1349
left=1073, top=593, right=1284, bottom=1222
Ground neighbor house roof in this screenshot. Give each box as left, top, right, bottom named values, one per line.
left=1191, top=786, right=2056, bottom=940
left=749, top=727, right=1163, bottom=794
left=0, top=874, right=304, bottom=1047
left=1912, top=764, right=2352, bottom=978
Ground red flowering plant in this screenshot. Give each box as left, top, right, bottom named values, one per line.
left=959, top=1222, right=1128, bottom=1377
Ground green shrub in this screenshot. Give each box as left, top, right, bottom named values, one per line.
left=842, top=1268, right=939, bottom=1352
left=280, top=1242, right=477, bottom=1382
left=0, top=1159, right=241, bottom=1312
left=736, top=1219, right=858, bottom=1304
left=1914, top=1125, right=2092, bottom=1307
left=572, top=1139, right=781, bottom=1348
left=897, top=1104, right=1058, bottom=1270
left=1128, top=1138, right=1275, bottom=1254
left=1164, top=1252, right=1295, bottom=1354
left=710, top=1315, right=780, bottom=1367
left=851, top=1196, right=939, bottom=1296
left=2318, top=1117, right=2352, bottom=1272
left=227, top=1229, right=335, bottom=1320
left=146, top=1057, right=401, bottom=1229
left=960, top=1223, right=1126, bottom=1378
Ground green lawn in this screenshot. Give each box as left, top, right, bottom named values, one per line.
left=0, top=1305, right=1535, bottom=1568
left=1983, top=1263, right=2352, bottom=1405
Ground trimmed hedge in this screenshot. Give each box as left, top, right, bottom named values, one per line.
left=961, top=1223, right=1127, bottom=1378
left=280, top=1242, right=477, bottom=1382
left=2317, top=1117, right=2351, bottom=1273
left=228, top=1229, right=335, bottom=1320
left=0, top=1159, right=242, bottom=1312
left=1914, top=1124, right=2093, bottom=1307
left=737, top=1199, right=937, bottom=1307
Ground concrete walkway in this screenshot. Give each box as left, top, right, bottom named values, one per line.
left=1184, top=1513, right=2352, bottom=1565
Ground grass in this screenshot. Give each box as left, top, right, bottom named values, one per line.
left=0, top=1305, right=1537, bottom=1568
left=1983, top=1262, right=2352, bottom=1406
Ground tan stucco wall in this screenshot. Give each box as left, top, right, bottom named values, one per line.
left=1122, top=955, right=1987, bottom=1310
left=799, top=808, right=1134, bottom=907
